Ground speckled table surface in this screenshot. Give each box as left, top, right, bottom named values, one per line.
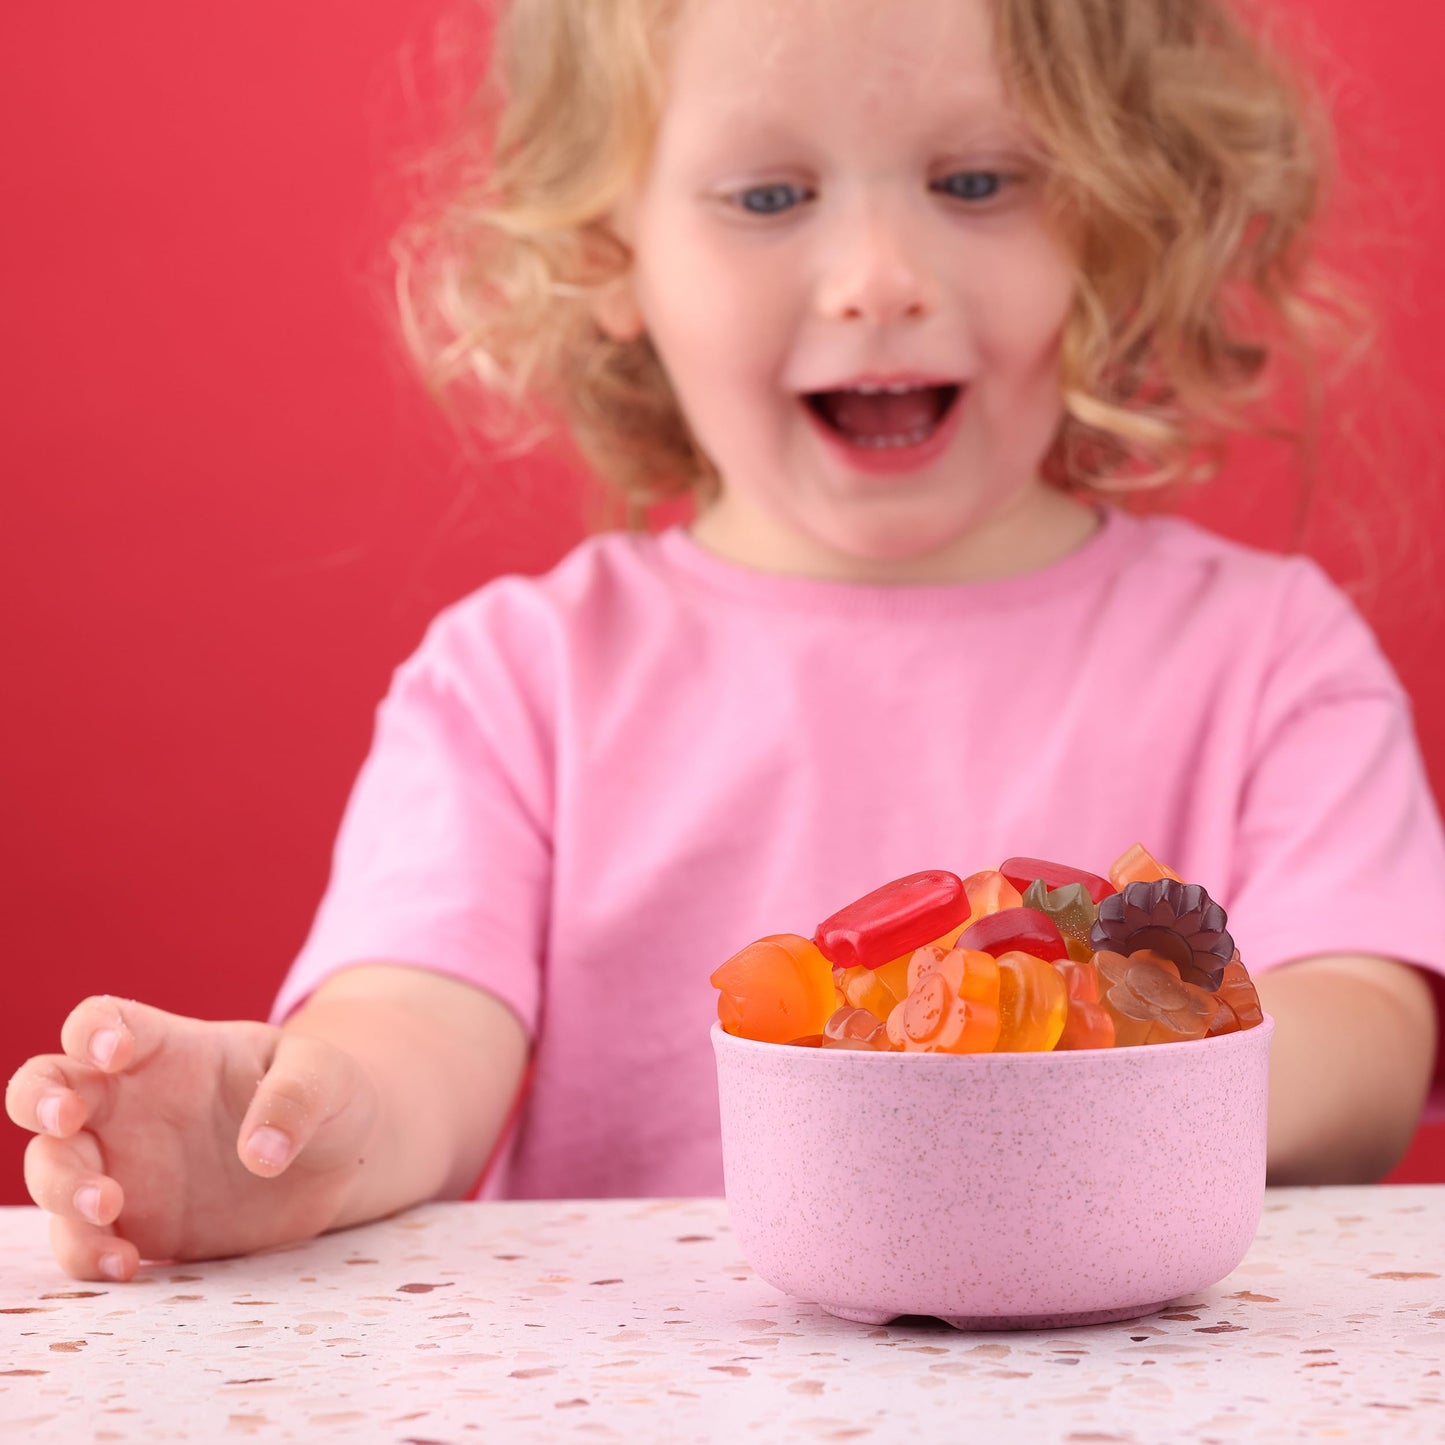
left=2, top=1187, right=1442, bottom=1444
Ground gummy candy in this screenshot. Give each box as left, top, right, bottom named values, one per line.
left=994, top=951, right=1068, bottom=1051
left=835, top=923, right=957, bottom=1023
left=1207, top=956, right=1264, bottom=1036
left=952, top=870, right=1025, bottom=937
left=1107, top=842, right=1183, bottom=889
left=1053, top=957, right=1116, bottom=1050
left=956, top=906, right=1069, bottom=963
left=925, top=871, right=1024, bottom=953
left=1090, top=881, right=1234, bottom=991
left=821, top=1006, right=892, bottom=1050
left=1002, top=857, right=1116, bottom=904
left=710, top=934, right=838, bottom=1044
left=814, top=871, right=969, bottom=971
left=1021, top=880, right=1097, bottom=962
left=886, top=947, right=1001, bottom=1053
left=712, top=849, right=1262, bottom=1053
left=1095, top=949, right=1221, bottom=1045
left=835, top=961, right=908, bottom=1021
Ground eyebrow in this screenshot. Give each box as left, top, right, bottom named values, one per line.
left=699, top=87, right=1033, bottom=140
left=692, top=110, right=1039, bottom=161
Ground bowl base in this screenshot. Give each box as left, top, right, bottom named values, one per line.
left=818, top=1299, right=1173, bottom=1332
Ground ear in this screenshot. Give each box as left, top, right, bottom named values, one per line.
left=586, top=200, right=647, bottom=341
left=591, top=273, right=646, bottom=342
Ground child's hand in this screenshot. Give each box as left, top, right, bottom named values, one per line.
left=6, top=996, right=376, bottom=1282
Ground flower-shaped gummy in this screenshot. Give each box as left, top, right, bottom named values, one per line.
left=1095, top=949, right=1221, bottom=1045
left=885, top=947, right=1001, bottom=1053
left=1088, top=880, right=1234, bottom=991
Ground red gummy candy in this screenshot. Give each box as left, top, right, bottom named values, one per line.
left=955, top=906, right=1069, bottom=963
left=1000, top=857, right=1116, bottom=904
left=813, top=871, right=969, bottom=972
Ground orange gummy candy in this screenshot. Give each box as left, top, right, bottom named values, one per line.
left=886, top=946, right=1001, bottom=1053
left=1206, top=956, right=1264, bottom=1036
left=1053, top=957, right=1116, bottom=1050
left=1107, top=843, right=1183, bottom=890
left=995, top=950, right=1068, bottom=1051
left=835, top=954, right=912, bottom=1020
left=710, top=933, right=837, bottom=1044
left=932, top=870, right=1025, bottom=951
left=1096, top=949, right=1220, bottom=1045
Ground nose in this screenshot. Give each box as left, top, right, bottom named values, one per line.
left=814, top=200, right=939, bottom=326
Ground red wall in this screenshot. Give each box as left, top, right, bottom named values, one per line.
left=4, top=1, right=1444, bottom=1204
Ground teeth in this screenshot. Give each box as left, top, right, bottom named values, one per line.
left=850, top=425, right=935, bottom=448
left=853, top=382, right=925, bottom=395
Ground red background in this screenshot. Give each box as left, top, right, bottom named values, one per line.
left=4, top=0, right=1444, bottom=1205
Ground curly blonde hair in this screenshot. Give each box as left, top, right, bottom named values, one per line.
left=395, top=0, right=1353, bottom=509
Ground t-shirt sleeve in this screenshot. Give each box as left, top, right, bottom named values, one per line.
left=1225, top=559, right=1445, bottom=984
left=269, top=584, right=555, bottom=1032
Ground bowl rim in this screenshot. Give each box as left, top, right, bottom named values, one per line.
left=710, top=1013, right=1274, bottom=1063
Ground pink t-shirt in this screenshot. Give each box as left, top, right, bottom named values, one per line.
left=272, top=507, right=1445, bottom=1198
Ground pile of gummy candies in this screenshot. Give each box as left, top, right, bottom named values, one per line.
left=710, top=844, right=1264, bottom=1052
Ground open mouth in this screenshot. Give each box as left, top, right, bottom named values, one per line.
left=803, top=383, right=963, bottom=450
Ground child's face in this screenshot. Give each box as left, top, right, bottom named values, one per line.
left=598, top=0, right=1082, bottom=580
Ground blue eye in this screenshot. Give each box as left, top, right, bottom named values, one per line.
left=736, top=183, right=809, bottom=215
left=934, top=171, right=1004, bottom=202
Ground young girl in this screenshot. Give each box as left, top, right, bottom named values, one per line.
left=8, top=0, right=1443, bottom=1283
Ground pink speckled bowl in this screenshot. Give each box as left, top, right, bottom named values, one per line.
left=713, top=1016, right=1273, bottom=1330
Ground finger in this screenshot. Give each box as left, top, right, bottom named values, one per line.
left=6, top=1055, right=115, bottom=1140
left=58, top=994, right=200, bottom=1076
left=237, top=1031, right=365, bottom=1178
left=24, top=1130, right=124, bottom=1229
left=48, top=1211, right=139, bottom=1284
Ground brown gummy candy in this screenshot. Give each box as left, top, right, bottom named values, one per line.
left=1089, top=880, right=1234, bottom=992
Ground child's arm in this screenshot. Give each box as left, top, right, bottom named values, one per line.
left=1256, top=955, right=1438, bottom=1183
left=5, top=965, right=529, bottom=1281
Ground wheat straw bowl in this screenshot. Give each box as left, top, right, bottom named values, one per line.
left=713, top=1016, right=1273, bottom=1330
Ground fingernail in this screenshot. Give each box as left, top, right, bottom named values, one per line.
left=37, top=1093, right=64, bottom=1135
left=75, top=1185, right=103, bottom=1225
left=89, top=1030, right=121, bottom=1068
left=98, top=1253, right=126, bottom=1282
left=246, top=1126, right=292, bottom=1169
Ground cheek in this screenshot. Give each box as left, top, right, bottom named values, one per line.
left=637, top=221, right=782, bottom=352
left=630, top=229, right=797, bottom=456
left=970, top=241, right=1075, bottom=384
left=960, top=260, right=1073, bottom=460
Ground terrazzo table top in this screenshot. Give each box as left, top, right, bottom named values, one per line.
left=2, top=1187, right=1442, bottom=1444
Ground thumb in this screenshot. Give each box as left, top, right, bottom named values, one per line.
left=236, top=1031, right=371, bottom=1178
